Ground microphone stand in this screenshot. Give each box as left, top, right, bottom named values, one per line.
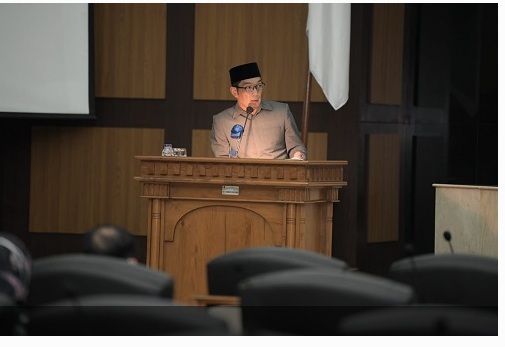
left=443, top=231, right=454, bottom=254
left=235, top=106, right=253, bottom=157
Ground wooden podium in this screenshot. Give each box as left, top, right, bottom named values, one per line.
left=134, top=156, right=347, bottom=304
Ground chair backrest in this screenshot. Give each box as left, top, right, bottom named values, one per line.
left=388, top=253, right=498, bottom=306
left=26, top=294, right=230, bottom=335
left=337, top=306, right=498, bottom=336
left=239, top=268, right=415, bottom=306
left=0, top=232, right=32, bottom=303
left=238, top=268, right=415, bottom=335
left=26, top=253, right=173, bottom=305
left=207, top=246, right=349, bottom=296
left=0, top=293, right=20, bottom=335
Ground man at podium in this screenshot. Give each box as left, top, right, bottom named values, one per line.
left=210, top=62, right=307, bottom=160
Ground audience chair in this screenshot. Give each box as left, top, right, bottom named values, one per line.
left=26, top=253, right=174, bottom=306
left=238, top=268, right=415, bottom=335
left=337, top=306, right=498, bottom=336
left=26, top=294, right=230, bottom=336
left=207, top=246, right=349, bottom=296
left=0, top=293, right=20, bottom=335
left=388, top=253, right=498, bottom=306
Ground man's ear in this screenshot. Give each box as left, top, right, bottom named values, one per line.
left=230, top=86, right=238, bottom=98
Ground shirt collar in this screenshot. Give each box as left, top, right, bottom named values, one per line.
left=231, top=100, right=273, bottom=119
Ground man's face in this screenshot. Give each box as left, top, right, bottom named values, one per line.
left=230, top=77, right=263, bottom=112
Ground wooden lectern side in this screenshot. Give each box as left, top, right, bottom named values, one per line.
left=134, top=156, right=347, bottom=304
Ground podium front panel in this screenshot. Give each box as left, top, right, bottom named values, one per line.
left=135, top=156, right=347, bottom=304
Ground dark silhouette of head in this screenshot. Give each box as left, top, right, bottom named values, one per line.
left=83, top=224, right=136, bottom=262
left=0, top=232, right=32, bottom=302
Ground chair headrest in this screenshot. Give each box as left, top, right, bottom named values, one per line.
left=0, top=232, right=31, bottom=302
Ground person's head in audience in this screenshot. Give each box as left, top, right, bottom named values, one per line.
left=83, top=224, right=138, bottom=264
left=0, top=232, right=32, bottom=303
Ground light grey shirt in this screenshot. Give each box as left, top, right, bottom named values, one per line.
left=211, top=100, right=307, bottom=159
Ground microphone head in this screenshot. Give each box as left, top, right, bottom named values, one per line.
left=443, top=231, right=452, bottom=241
left=246, top=106, right=253, bottom=115
left=230, top=124, right=244, bottom=139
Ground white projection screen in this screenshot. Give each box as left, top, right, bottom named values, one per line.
left=0, top=3, right=93, bottom=119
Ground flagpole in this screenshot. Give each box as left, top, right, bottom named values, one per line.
left=301, top=60, right=311, bottom=148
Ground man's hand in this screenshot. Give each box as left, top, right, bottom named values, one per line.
left=292, top=151, right=306, bottom=160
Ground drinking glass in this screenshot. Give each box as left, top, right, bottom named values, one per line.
left=173, top=148, right=187, bottom=157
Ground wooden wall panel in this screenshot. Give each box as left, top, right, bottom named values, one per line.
left=369, top=4, right=405, bottom=105
left=191, top=129, right=214, bottom=158
left=307, top=132, right=328, bottom=161
left=94, top=4, right=167, bottom=99
left=194, top=3, right=326, bottom=103
left=367, top=134, right=400, bottom=242
left=191, top=129, right=327, bottom=160
left=29, top=126, right=164, bottom=236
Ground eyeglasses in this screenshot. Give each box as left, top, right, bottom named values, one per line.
left=236, top=82, right=265, bottom=93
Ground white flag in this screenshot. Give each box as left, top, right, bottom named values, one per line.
left=306, top=3, right=351, bottom=111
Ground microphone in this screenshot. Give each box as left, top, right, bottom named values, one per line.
left=239, top=106, right=253, bottom=154
left=443, top=230, right=454, bottom=254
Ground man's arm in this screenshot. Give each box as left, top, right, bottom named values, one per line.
left=210, top=115, right=231, bottom=157
left=284, top=104, right=307, bottom=160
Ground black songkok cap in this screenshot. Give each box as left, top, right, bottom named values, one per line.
left=229, top=62, right=261, bottom=85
